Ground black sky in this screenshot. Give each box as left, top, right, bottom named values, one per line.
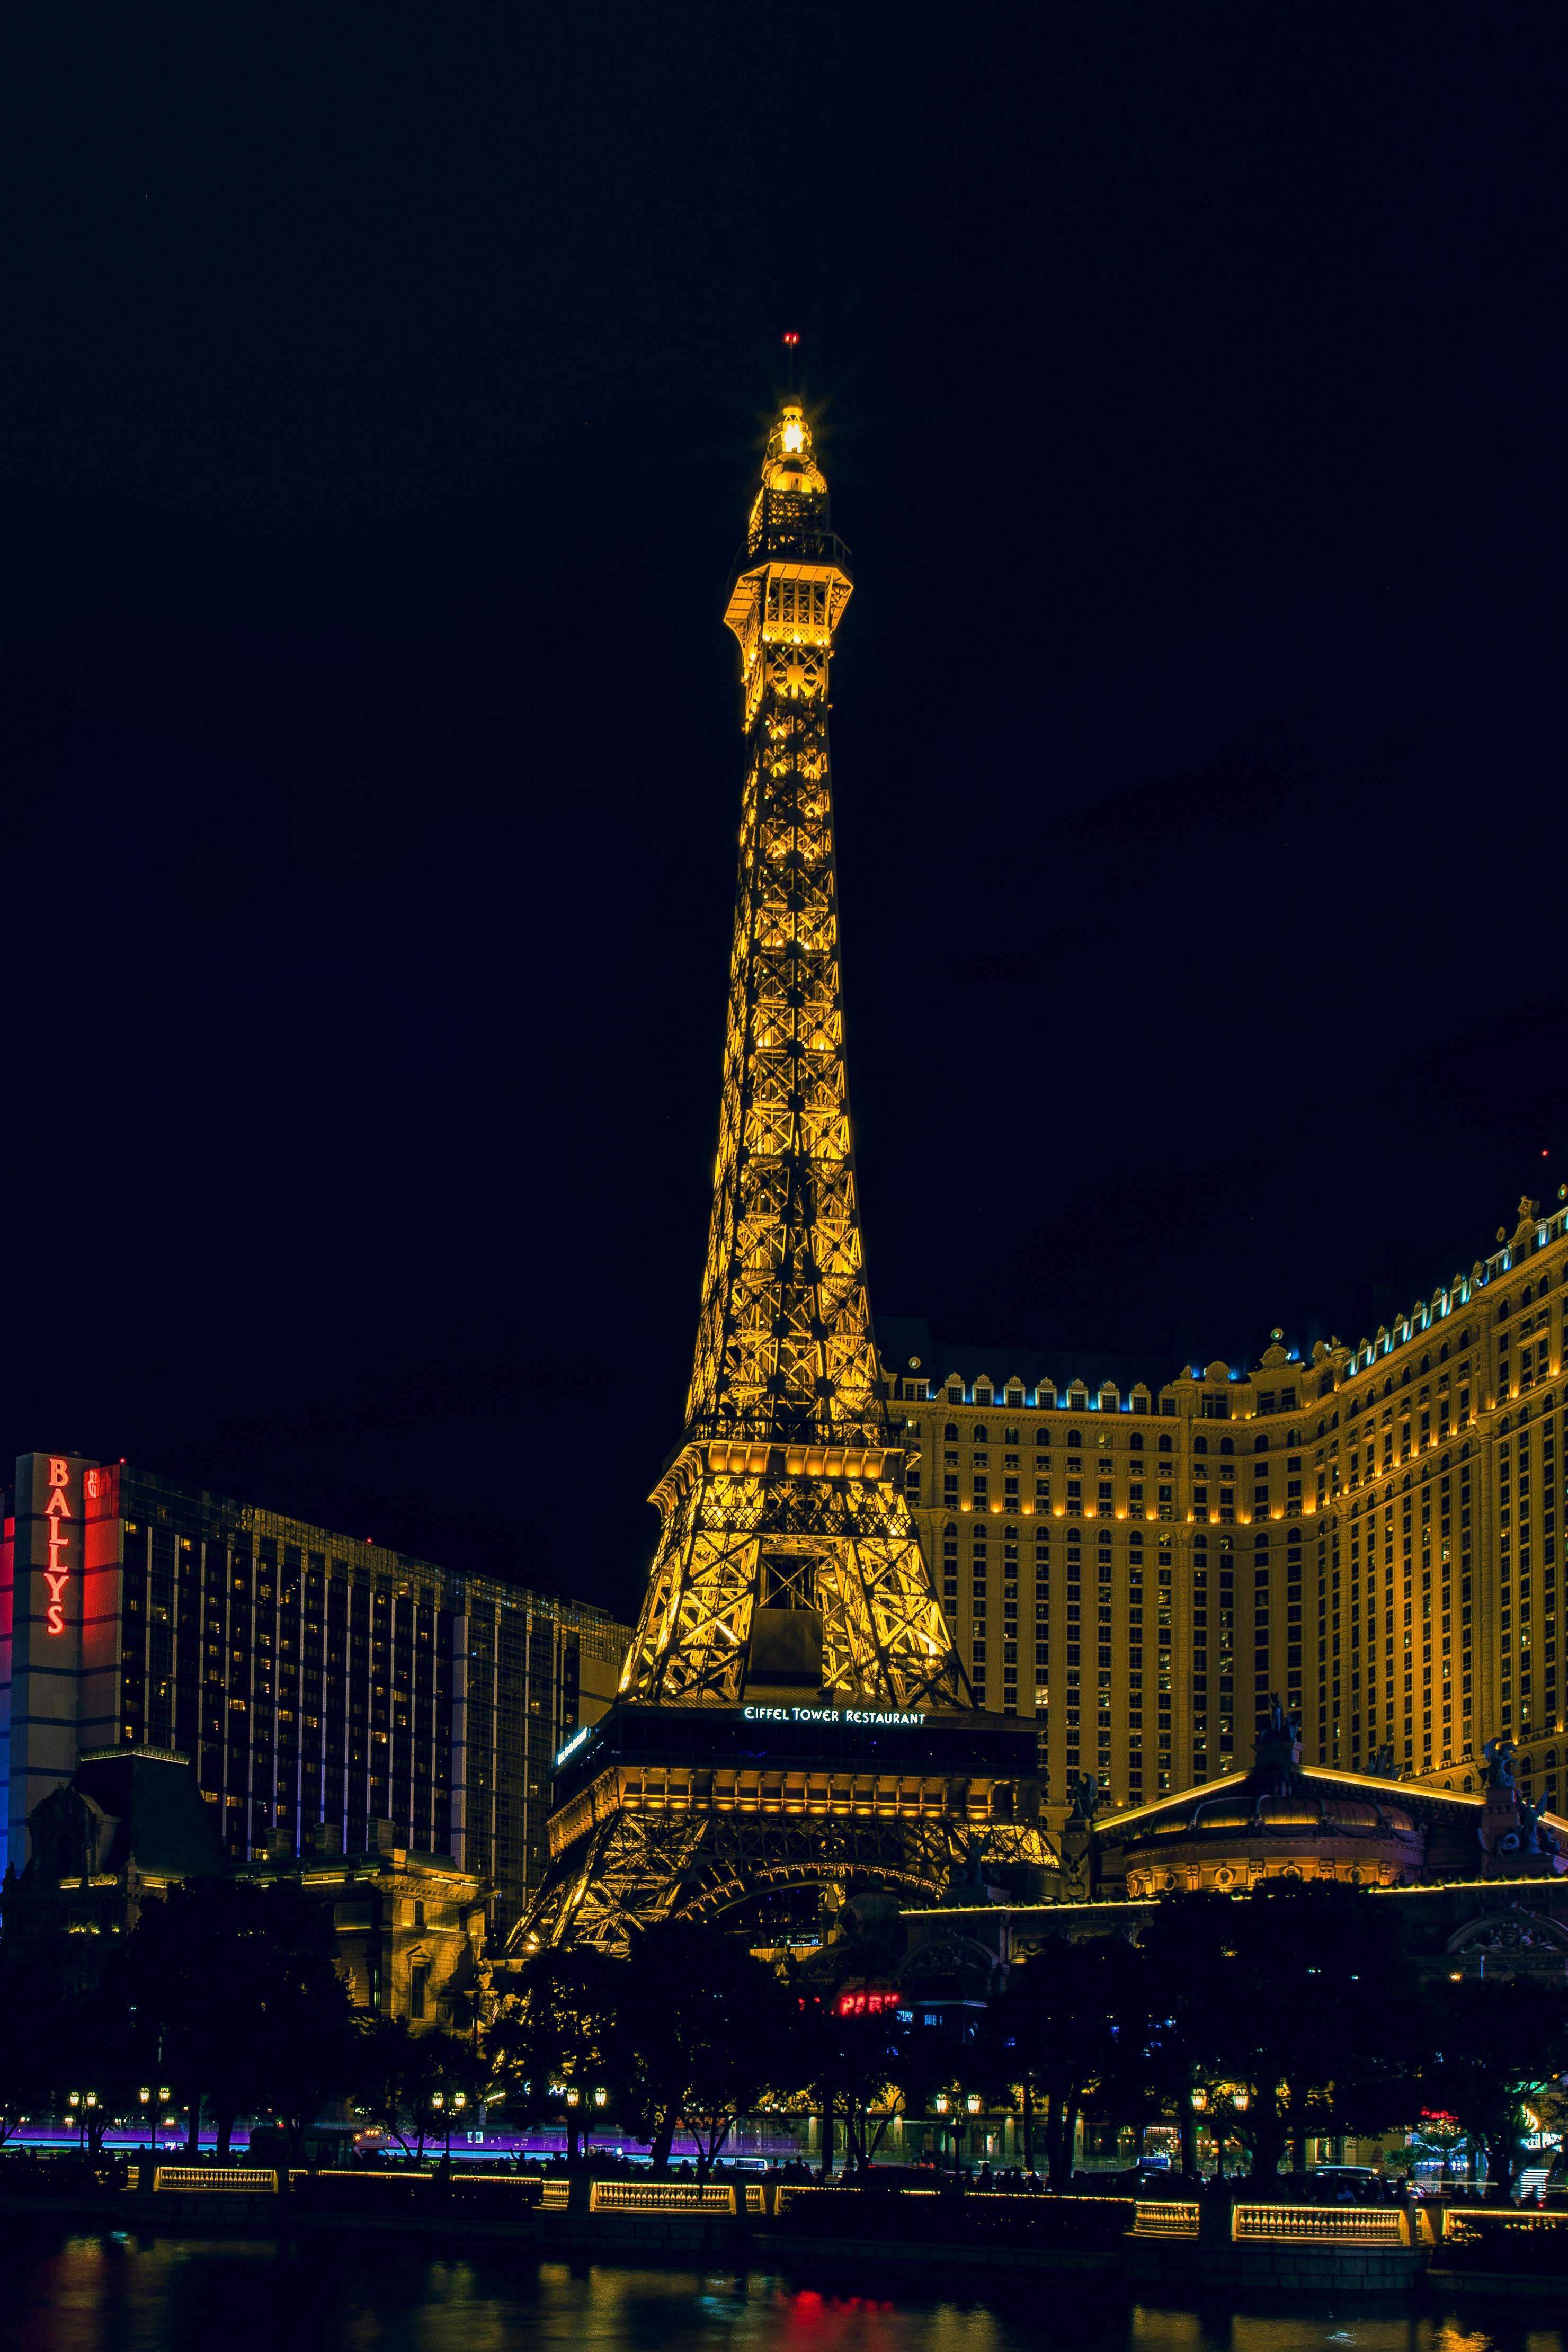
left=5, top=7, right=1562, bottom=1620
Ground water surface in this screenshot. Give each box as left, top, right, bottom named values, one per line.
left=0, top=2231, right=1560, bottom=2352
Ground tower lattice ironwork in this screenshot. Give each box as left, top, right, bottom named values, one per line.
left=512, top=403, right=1047, bottom=1955
left=620, top=400, right=968, bottom=1717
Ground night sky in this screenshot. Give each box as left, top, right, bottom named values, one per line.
left=6, top=11, right=1560, bottom=1622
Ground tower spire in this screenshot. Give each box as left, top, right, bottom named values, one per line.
left=619, top=402, right=968, bottom=1715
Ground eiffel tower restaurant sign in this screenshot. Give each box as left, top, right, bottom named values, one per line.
left=743, top=1705, right=924, bottom=1727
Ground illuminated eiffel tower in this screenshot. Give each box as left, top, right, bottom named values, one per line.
left=516, top=396, right=1046, bottom=1953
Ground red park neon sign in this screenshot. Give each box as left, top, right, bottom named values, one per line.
left=44, top=1456, right=72, bottom=1634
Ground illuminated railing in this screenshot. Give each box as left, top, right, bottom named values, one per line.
left=1132, top=2200, right=1200, bottom=2238
left=1232, top=2204, right=1406, bottom=2245
left=540, top=2179, right=572, bottom=2209
left=152, top=2166, right=278, bottom=2195
left=1445, top=2210, right=1568, bottom=2242
left=589, top=2181, right=736, bottom=2213
left=288, top=2171, right=532, bottom=2189
left=774, top=2185, right=938, bottom=2215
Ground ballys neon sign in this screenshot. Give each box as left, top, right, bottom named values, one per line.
left=44, top=1456, right=73, bottom=1634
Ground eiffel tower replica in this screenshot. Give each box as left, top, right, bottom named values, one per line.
left=516, top=396, right=1046, bottom=1952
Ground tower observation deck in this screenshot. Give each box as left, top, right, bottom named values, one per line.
left=515, top=400, right=1048, bottom=1950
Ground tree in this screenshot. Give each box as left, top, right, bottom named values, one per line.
left=974, top=1935, right=1153, bottom=2187
left=124, top=1876, right=352, bottom=2155
left=1138, top=1883, right=1416, bottom=2180
left=785, top=1995, right=912, bottom=2175
left=350, top=2018, right=484, bottom=2160
left=486, top=1943, right=625, bottom=2162
left=0, top=1944, right=75, bottom=2148
left=617, top=1922, right=793, bottom=2177
left=1415, top=1978, right=1568, bottom=2199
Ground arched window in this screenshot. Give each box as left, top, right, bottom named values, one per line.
left=944, top=1423, right=959, bottom=1442
left=1193, top=1435, right=1209, bottom=1456
left=1254, top=1435, right=1269, bottom=1453
left=1316, top=1419, right=1326, bottom=1438
left=1420, top=1354, right=1430, bottom=1373
left=1522, top=1285, right=1533, bottom=1307
left=974, top=1424, right=989, bottom=1445
left=1287, top=1429, right=1302, bottom=1447
left=1462, top=1774, right=1473, bottom=1792
left=1460, top=1441, right=1471, bottom=1460
left=1401, top=1366, right=1412, bottom=1387
left=1003, top=1426, right=1020, bottom=1443
left=1128, top=1432, right=1144, bottom=1452
left=1067, top=1429, right=1083, bottom=1448
left=1383, top=1380, right=1394, bottom=1398
left=1158, top=1433, right=1173, bottom=1454
left=1459, top=1328, right=1473, bottom=1348
left=1440, top=1341, right=1450, bottom=1361
left=1498, top=1295, right=1512, bottom=1321
left=1035, top=1428, right=1051, bottom=1447
left=1219, top=1437, right=1234, bottom=1455
left=1539, top=1269, right=1552, bottom=1293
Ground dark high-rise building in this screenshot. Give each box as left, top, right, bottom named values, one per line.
left=0, top=1454, right=630, bottom=1939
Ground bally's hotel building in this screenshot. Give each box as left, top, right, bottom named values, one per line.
left=0, top=1451, right=629, bottom=1937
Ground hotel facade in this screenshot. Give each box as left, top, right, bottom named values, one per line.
left=0, top=1455, right=630, bottom=1938
left=882, top=1190, right=1567, bottom=1824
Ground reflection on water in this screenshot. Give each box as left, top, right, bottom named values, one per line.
left=0, top=2231, right=1561, bottom=2352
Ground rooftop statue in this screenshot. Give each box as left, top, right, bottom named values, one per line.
left=1066, top=1771, right=1103, bottom=1825
left=948, top=1830, right=992, bottom=1893
left=1517, top=1792, right=1560, bottom=1860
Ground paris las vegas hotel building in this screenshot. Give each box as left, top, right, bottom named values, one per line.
left=881, top=1189, right=1568, bottom=1821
